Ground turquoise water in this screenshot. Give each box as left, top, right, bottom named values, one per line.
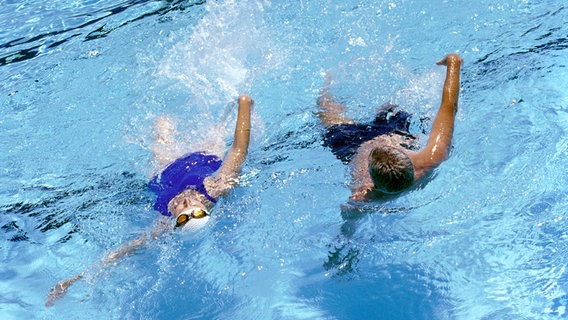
left=1, top=0, right=567, bottom=319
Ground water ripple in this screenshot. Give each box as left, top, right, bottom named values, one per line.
left=0, top=0, right=206, bottom=66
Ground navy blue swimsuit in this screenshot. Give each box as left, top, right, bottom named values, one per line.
left=323, top=110, right=413, bottom=163
left=148, top=152, right=222, bottom=216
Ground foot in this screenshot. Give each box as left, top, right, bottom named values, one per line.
left=155, top=116, right=175, bottom=145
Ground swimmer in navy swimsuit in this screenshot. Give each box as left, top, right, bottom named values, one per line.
left=318, top=54, right=462, bottom=201
left=46, top=94, right=254, bottom=307
left=323, top=106, right=418, bottom=164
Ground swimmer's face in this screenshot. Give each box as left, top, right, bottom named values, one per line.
left=168, top=189, right=208, bottom=218
left=168, top=190, right=212, bottom=231
left=175, top=207, right=210, bottom=229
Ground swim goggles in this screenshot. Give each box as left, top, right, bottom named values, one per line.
left=175, top=207, right=210, bottom=228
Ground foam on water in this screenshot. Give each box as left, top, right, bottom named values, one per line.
left=158, top=1, right=278, bottom=105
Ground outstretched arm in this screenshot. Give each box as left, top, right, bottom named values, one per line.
left=410, top=54, right=462, bottom=179
left=45, top=220, right=171, bottom=307
left=317, top=74, right=354, bottom=127
left=45, top=273, right=83, bottom=307
left=205, top=94, right=252, bottom=198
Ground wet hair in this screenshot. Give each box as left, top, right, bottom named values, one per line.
left=368, top=146, right=414, bottom=193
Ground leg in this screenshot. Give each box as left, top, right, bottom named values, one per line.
left=316, top=73, right=354, bottom=127
left=151, top=116, right=177, bottom=168
left=375, top=102, right=398, bottom=117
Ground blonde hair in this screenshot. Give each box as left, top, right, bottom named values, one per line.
left=368, top=146, right=414, bottom=193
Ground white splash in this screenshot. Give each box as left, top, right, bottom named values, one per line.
left=157, top=0, right=276, bottom=107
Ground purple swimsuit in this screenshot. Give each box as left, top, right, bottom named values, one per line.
left=148, top=152, right=222, bottom=216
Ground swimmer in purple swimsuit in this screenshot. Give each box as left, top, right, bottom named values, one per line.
left=46, top=94, right=253, bottom=307
left=318, top=54, right=462, bottom=201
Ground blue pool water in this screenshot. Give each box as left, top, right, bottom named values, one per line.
left=1, top=0, right=567, bottom=319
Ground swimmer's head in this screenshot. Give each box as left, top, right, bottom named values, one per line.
left=167, top=189, right=211, bottom=216
left=368, top=146, right=414, bottom=194
left=175, top=207, right=210, bottom=232
left=167, top=189, right=213, bottom=231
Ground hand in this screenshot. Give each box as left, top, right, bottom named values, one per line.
left=436, top=53, right=462, bottom=66
left=45, top=274, right=83, bottom=307
left=238, top=94, right=253, bottom=107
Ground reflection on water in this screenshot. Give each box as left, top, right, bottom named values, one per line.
left=0, top=0, right=206, bottom=66
left=0, top=171, right=148, bottom=244
left=1, top=0, right=567, bottom=319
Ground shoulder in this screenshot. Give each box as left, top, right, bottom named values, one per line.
left=359, top=132, right=418, bottom=153
left=351, top=133, right=404, bottom=168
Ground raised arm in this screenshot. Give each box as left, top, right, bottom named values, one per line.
left=204, top=94, right=252, bottom=198
left=317, top=74, right=354, bottom=127
left=410, top=54, right=462, bottom=179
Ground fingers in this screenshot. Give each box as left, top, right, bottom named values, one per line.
left=238, top=94, right=253, bottom=106
left=437, top=53, right=462, bottom=66
left=45, top=283, right=68, bottom=307
left=436, top=56, right=448, bottom=66
left=45, top=274, right=83, bottom=307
